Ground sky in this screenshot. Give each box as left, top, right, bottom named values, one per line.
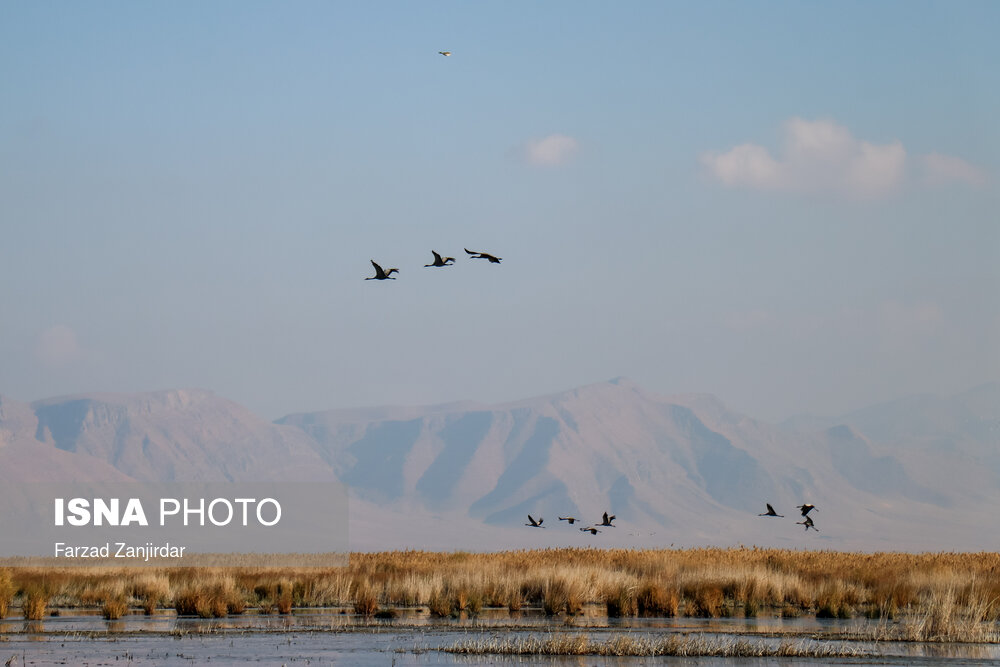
left=1, top=1, right=997, bottom=423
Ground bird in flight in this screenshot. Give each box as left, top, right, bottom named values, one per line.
left=365, top=260, right=398, bottom=280
left=797, top=504, right=817, bottom=516
left=438, top=51, right=451, bottom=56
left=599, top=512, right=616, bottom=527
left=558, top=516, right=578, bottom=525
left=758, top=503, right=784, bottom=517
left=579, top=526, right=601, bottom=535
left=796, top=515, right=818, bottom=532
left=465, top=248, right=502, bottom=263
left=525, top=515, right=544, bottom=528
left=424, top=250, right=455, bottom=267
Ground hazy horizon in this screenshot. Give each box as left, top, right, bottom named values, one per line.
left=2, top=2, right=997, bottom=424
left=4, top=376, right=999, bottom=427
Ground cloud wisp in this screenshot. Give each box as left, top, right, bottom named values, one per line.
left=702, top=118, right=988, bottom=198
left=701, top=118, right=906, bottom=197
left=523, top=134, right=579, bottom=166
left=920, top=152, right=989, bottom=187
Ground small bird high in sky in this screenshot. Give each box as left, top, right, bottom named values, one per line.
left=525, top=514, right=544, bottom=528
left=558, top=516, right=578, bottom=524
left=579, top=526, right=601, bottom=535
left=599, top=512, right=616, bottom=527
left=798, top=504, right=817, bottom=516
left=438, top=51, right=451, bottom=56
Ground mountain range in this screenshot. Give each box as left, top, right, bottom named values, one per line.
left=2, top=379, right=997, bottom=551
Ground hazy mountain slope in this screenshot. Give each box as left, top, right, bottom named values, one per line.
left=0, top=395, right=137, bottom=483
left=782, top=383, right=1000, bottom=503
left=3, top=380, right=997, bottom=551
left=0, top=395, right=36, bottom=443
left=29, top=389, right=336, bottom=482
left=280, top=378, right=996, bottom=550
left=782, top=383, right=1000, bottom=449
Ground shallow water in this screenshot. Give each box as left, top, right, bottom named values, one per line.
left=1, top=609, right=999, bottom=666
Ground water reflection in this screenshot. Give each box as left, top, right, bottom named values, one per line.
left=2, top=610, right=1000, bottom=665
left=22, top=620, right=45, bottom=636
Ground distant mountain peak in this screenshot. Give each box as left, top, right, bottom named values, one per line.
left=4, top=380, right=1000, bottom=550
left=30, top=388, right=218, bottom=410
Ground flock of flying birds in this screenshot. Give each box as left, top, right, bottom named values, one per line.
left=524, top=511, right=618, bottom=535
left=365, top=53, right=506, bottom=283
left=523, top=504, right=820, bottom=537
left=758, top=502, right=819, bottom=531
left=366, top=249, right=501, bottom=280
left=439, top=48, right=823, bottom=544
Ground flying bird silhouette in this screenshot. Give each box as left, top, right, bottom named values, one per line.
left=797, top=504, right=817, bottom=516
left=438, top=51, right=451, bottom=56
left=558, top=516, right=578, bottom=525
left=579, top=526, right=601, bottom=535
left=424, top=250, right=455, bottom=267
left=796, top=515, right=818, bottom=531
left=599, top=512, right=616, bottom=527
left=465, top=248, right=502, bottom=263
left=525, top=515, right=544, bottom=528
left=365, top=260, right=398, bottom=280
left=758, top=503, right=784, bottom=517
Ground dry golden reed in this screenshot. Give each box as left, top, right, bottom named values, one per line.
left=637, top=581, right=679, bottom=617
left=445, top=633, right=870, bottom=657
left=0, top=568, right=14, bottom=619
left=352, top=582, right=378, bottom=616
left=5, top=547, right=1000, bottom=627
left=101, top=594, right=129, bottom=620
left=23, top=587, right=49, bottom=620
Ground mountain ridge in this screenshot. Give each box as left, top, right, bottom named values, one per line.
left=2, top=378, right=997, bottom=551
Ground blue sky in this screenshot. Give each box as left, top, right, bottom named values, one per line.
left=1, top=1, right=997, bottom=421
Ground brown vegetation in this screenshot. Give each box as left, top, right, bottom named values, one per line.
left=445, top=634, right=870, bottom=657
left=23, top=587, right=49, bottom=620
left=2, top=547, right=1000, bottom=633
left=101, top=593, right=129, bottom=620
left=0, top=568, right=13, bottom=619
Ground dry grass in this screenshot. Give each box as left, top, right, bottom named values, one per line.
left=3, top=547, right=1000, bottom=634
left=637, top=581, right=679, bottom=617
left=101, top=594, right=129, bottom=620
left=444, top=633, right=871, bottom=657
left=0, top=568, right=13, bottom=619
left=352, top=582, right=378, bottom=616
left=604, top=583, right=637, bottom=617
left=842, top=587, right=1000, bottom=643
left=23, top=587, right=49, bottom=620
left=131, top=573, right=170, bottom=615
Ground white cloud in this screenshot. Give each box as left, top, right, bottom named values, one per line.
left=34, top=324, right=84, bottom=368
left=920, top=152, right=988, bottom=187
left=523, top=134, right=579, bottom=166
left=701, top=118, right=906, bottom=197
left=704, top=144, right=782, bottom=189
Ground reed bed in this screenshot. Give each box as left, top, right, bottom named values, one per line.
left=0, top=568, right=13, bottom=619
left=3, top=547, right=1000, bottom=635
left=444, top=633, right=871, bottom=657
